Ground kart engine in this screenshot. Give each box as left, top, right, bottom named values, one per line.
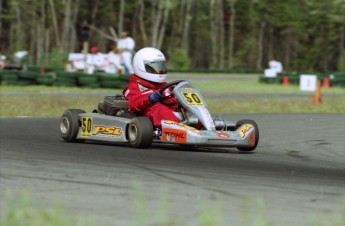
left=97, top=95, right=129, bottom=116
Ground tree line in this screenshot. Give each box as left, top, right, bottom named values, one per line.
left=1, top=0, right=344, bottom=71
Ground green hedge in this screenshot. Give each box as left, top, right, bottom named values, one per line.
left=0, top=69, right=129, bottom=89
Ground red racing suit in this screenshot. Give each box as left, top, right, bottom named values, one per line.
left=122, top=74, right=179, bottom=128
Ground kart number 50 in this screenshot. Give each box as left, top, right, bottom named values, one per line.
left=182, top=92, right=204, bottom=106
left=81, top=117, right=92, bottom=137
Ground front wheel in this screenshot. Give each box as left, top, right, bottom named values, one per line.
left=236, top=119, right=259, bottom=152
left=60, top=109, right=85, bottom=142
left=127, top=117, right=153, bottom=148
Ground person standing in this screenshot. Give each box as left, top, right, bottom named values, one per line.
left=269, top=58, right=283, bottom=74
left=117, top=31, right=135, bottom=74
left=87, top=46, right=103, bottom=74
left=107, top=45, right=125, bottom=74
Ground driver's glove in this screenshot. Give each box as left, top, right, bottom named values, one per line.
left=149, top=92, right=164, bottom=104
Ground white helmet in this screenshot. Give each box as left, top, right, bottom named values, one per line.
left=133, top=47, right=167, bottom=83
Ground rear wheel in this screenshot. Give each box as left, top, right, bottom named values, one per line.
left=60, top=109, right=85, bottom=142
left=236, top=119, right=259, bottom=152
left=127, top=117, right=153, bottom=148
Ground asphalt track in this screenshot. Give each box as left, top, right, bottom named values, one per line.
left=1, top=114, right=344, bottom=226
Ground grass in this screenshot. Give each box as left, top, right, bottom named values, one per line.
left=1, top=95, right=103, bottom=117
left=1, top=79, right=344, bottom=94
left=1, top=192, right=344, bottom=226
left=207, top=97, right=345, bottom=113
left=191, top=79, right=345, bottom=94
left=1, top=78, right=345, bottom=117
left=1, top=192, right=95, bottom=226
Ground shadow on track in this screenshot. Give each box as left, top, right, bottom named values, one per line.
left=77, top=140, right=255, bottom=155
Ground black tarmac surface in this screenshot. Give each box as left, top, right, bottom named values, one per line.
left=1, top=114, right=344, bottom=226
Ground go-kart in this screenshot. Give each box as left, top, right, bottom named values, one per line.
left=60, top=80, right=259, bottom=151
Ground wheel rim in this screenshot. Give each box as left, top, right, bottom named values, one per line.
left=128, top=124, right=138, bottom=142
left=60, top=117, right=70, bottom=134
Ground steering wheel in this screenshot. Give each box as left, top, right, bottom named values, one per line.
left=158, top=80, right=186, bottom=106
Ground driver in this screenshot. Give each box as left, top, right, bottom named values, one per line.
left=122, top=47, right=179, bottom=128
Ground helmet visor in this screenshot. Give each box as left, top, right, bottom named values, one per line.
left=144, top=60, right=167, bottom=74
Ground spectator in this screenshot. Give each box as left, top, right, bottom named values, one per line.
left=65, top=61, right=77, bottom=72
left=87, top=46, right=103, bottom=74
left=0, top=48, right=6, bottom=70
left=117, top=31, right=135, bottom=74
left=269, top=58, right=283, bottom=74
left=264, top=58, right=283, bottom=77
left=107, top=45, right=125, bottom=74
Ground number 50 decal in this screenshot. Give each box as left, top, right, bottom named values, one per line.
left=182, top=92, right=204, bottom=106
left=81, top=117, right=92, bottom=137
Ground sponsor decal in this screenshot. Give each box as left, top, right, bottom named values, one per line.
left=162, top=128, right=187, bottom=143
left=182, top=87, right=193, bottom=91
left=181, top=92, right=204, bottom=106
left=164, top=120, right=201, bottom=135
left=238, top=124, right=253, bottom=139
left=92, top=125, right=122, bottom=137
left=216, top=131, right=230, bottom=138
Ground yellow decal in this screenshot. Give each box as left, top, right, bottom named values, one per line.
left=92, top=125, right=122, bottom=136
left=238, top=124, right=253, bottom=138
left=164, top=120, right=201, bottom=135
left=181, top=92, right=204, bottom=106
left=81, top=117, right=92, bottom=137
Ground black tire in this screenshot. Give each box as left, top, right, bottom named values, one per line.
left=127, top=117, right=153, bottom=148
left=36, top=76, right=54, bottom=86
left=19, top=71, right=39, bottom=80
left=98, top=73, right=120, bottom=81
left=17, top=79, right=36, bottom=86
left=2, top=71, right=19, bottom=79
left=60, top=109, right=85, bottom=142
left=118, top=74, right=129, bottom=81
left=99, top=80, right=128, bottom=88
left=1, top=73, right=18, bottom=85
left=78, top=76, right=98, bottom=85
left=53, top=77, right=77, bottom=87
left=236, top=119, right=259, bottom=152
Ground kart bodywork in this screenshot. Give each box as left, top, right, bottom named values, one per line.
left=60, top=80, right=259, bottom=151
